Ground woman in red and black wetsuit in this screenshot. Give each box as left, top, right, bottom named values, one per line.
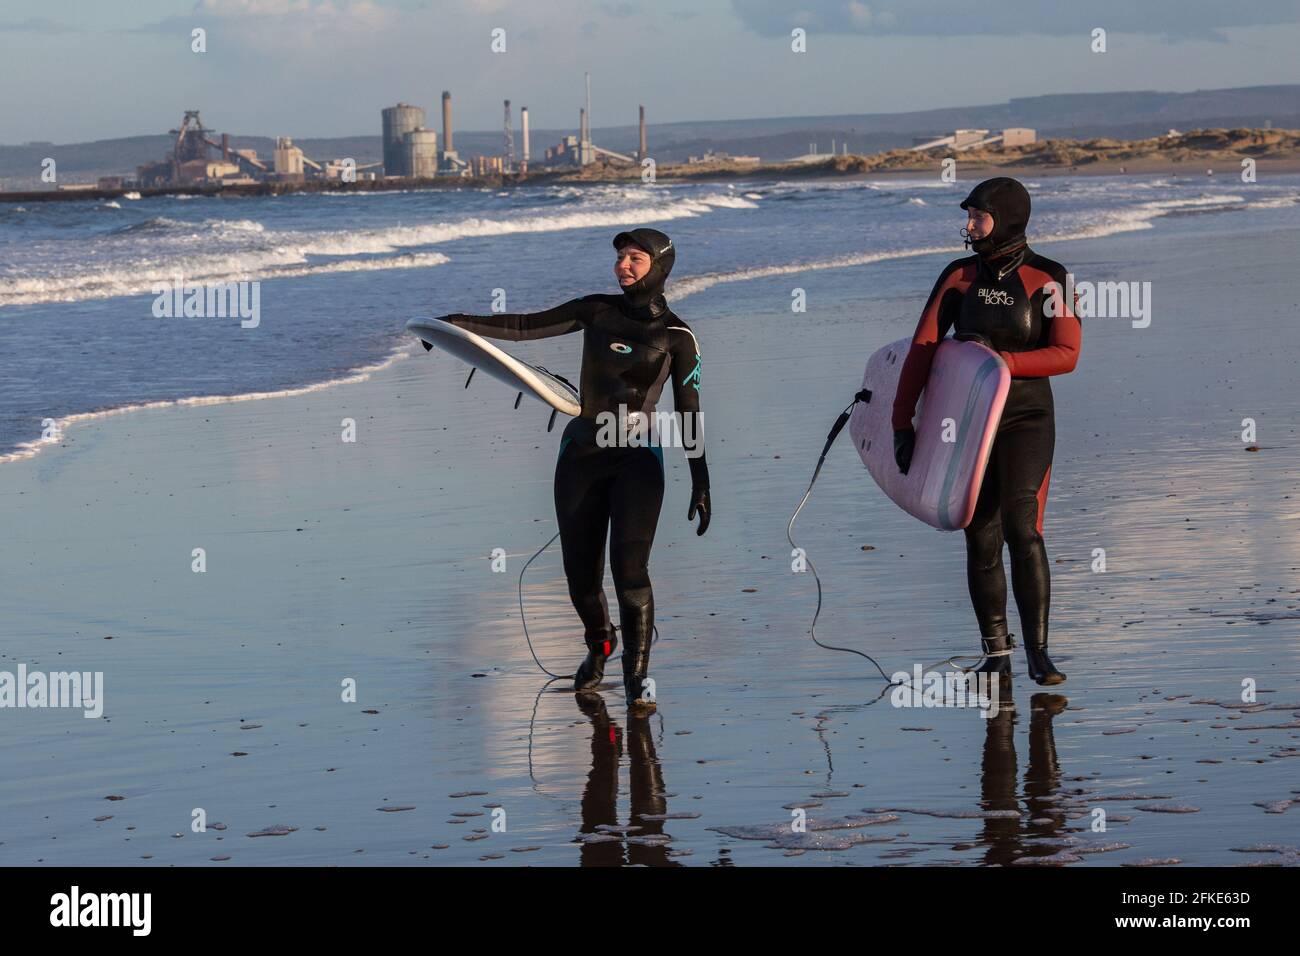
left=891, top=177, right=1080, bottom=686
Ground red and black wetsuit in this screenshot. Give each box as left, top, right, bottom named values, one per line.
left=892, top=185, right=1081, bottom=666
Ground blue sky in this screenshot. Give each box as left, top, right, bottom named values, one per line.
left=3, top=0, right=1299, bottom=143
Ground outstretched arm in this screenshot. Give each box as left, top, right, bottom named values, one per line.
left=437, top=297, right=590, bottom=342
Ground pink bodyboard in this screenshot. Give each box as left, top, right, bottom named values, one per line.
left=848, top=337, right=1010, bottom=530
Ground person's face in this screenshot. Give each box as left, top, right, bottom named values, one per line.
left=615, top=244, right=652, bottom=286
left=966, top=208, right=995, bottom=240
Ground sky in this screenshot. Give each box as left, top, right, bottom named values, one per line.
left=2, top=0, right=1299, bottom=143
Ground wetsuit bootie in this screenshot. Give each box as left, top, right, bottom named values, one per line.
left=973, top=633, right=1014, bottom=675
left=621, top=618, right=656, bottom=714
left=1024, top=635, right=1066, bottom=686
left=574, top=627, right=618, bottom=692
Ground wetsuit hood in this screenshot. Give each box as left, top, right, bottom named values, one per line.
left=960, top=177, right=1031, bottom=261
left=613, top=227, right=675, bottom=312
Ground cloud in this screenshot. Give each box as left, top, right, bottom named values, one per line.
left=124, top=0, right=403, bottom=55
left=730, top=0, right=1300, bottom=40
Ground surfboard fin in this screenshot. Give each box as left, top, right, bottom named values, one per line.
left=514, top=392, right=523, bottom=409
left=547, top=409, right=558, bottom=432
left=464, top=367, right=476, bottom=389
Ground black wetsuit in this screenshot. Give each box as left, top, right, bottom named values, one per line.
left=893, top=179, right=1080, bottom=680
left=437, top=245, right=708, bottom=703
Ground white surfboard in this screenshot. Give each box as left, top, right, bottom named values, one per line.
left=406, top=317, right=582, bottom=418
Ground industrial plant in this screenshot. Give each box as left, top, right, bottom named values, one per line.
left=129, top=110, right=382, bottom=189
left=109, top=74, right=652, bottom=191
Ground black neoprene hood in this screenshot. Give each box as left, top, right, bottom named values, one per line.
left=960, top=177, right=1031, bottom=256
left=613, top=227, right=675, bottom=307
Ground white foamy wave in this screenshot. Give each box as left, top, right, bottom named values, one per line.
left=669, top=244, right=961, bottom=301
left=692, top=193, right=760, bottom=209
left=285, top=196, right=752, bottom=256
left=0, top=348, right=412, bottom=467
left=0, top=251, right=450, bottom=306
left=6, top=194, right=754, bottom=307
left=101, top=201, right=122, bottom=209
left=1242, top=195, right=1300, bottom=210
left=106, top=215, right=266, bottom=239
left=123, top=191, right=142, bottom=200
left=669, top=188, right=1288, bottom=302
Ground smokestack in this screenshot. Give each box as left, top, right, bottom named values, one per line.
left=585, top=72, right=592, bottom=143
left=441, top=91, right=453, bottom=152
left=638, top=105, right=646, bottom=160
left=521, top=107, right=530, bottom=171
left=580, top=107, right=587, bottom=145
left=503, top=99, right=514, bottom=171
left=221, top=132, right=230, bottom=160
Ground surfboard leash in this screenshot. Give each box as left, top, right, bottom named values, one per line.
left=788, top=389, right=997, bottom=681
left=519, top=531, right=570, bottom=679
left=518, top=529, right=659, bottom=681
left=787, top=390, right=902, bottom=681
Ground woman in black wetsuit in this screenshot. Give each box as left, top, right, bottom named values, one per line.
left=433, top=228, right=710, bottom=712
left=891, top=178, right=1080, bottom=686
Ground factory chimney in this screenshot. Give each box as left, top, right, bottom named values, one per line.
left=520, top=107, right=530, bottom=174
left=441, top=91, right=453, bottom=152
left=503, top=99, right=514, bottom=172
left=638, top=106, right=646, bottom=160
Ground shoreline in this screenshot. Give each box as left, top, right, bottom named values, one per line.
left=6, top=175, right=1297, bottom=466
left=0, top=346, right=411, bottom=467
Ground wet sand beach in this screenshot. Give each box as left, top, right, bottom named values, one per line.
left=1, top=215, right=1297, bottom=866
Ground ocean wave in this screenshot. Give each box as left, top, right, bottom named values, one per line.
left=670, top=243, right=960, bottom=300
left=104, top=215, right=266, bottom=238
left=0, top=251, right=450, bottom=306
left=6, top=193, right=756, bottom=307
left=669, top=189, right=1286, bottom=301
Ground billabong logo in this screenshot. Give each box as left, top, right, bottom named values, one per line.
left=610, top=342, right=632, bottom=354
left=978, top=288, right=1014, bottom=306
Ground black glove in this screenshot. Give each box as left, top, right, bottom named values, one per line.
left=688, top=485, right=711, bottom=536
left=893, top=428, right=916, bottom=475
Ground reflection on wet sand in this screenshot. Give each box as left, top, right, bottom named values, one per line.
left=574, top=695, right=680, bottom=867
left=980, top=692, right=1069, bottom=865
